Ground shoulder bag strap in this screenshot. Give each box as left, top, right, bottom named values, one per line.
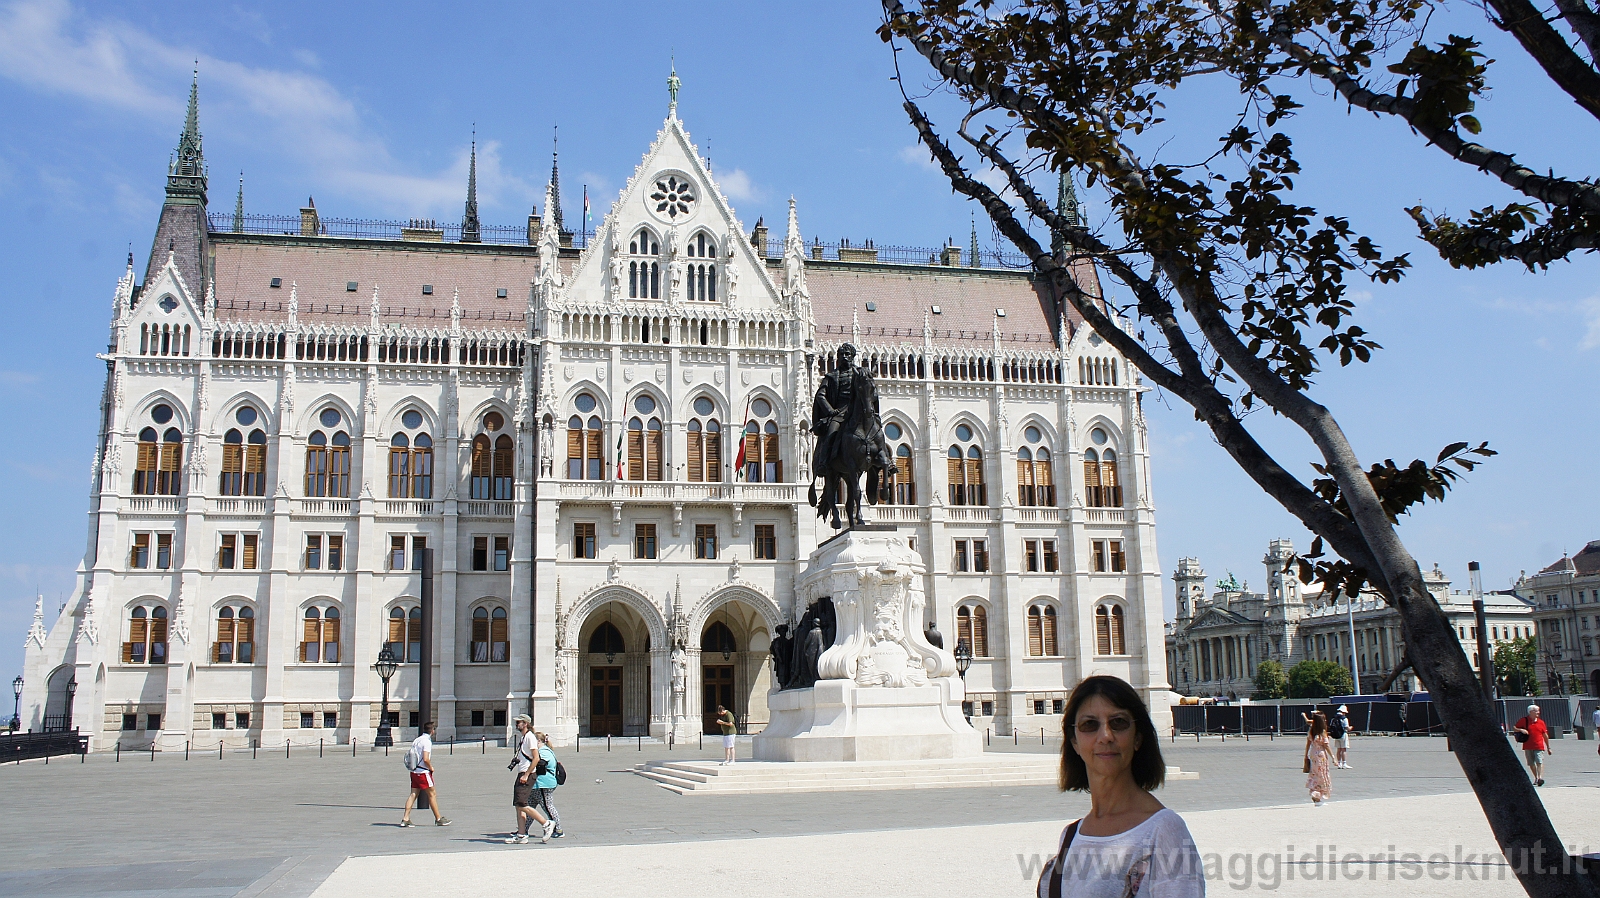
left=1048, top=820, right=1081, bottom=898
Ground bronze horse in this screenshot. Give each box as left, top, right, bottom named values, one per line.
left=808, top=390, right=895, bottom=529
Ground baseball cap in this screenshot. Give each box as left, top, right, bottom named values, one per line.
left=513, top=714, right=532, bottom=725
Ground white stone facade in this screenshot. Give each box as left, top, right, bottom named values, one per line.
left=22, top=97, right=1170, bottom=749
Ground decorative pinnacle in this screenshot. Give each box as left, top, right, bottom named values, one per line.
left=548, top=127, right=563, bottom=231
left=667, top=58, right=680, bottom=117
left=233, top=173, right=244, bottom=232
left=969, top=213, right=980, bottom=268
left=461, top=128, right=481, bottom=243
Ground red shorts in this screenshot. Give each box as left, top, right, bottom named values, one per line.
left=409, top=769, right=434, bottom=790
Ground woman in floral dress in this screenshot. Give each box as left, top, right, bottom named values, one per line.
left=1305, top=711, right=1334, bottom=805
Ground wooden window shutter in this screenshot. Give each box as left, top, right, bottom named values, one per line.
left=973, top=607, right=988, bottom=657
left=1037, top=459, right=1054, bottom=504
left=122, top=641, right=135, bottom=663
left=947, top=456, right=962, bottom=503
left=388, top=616, right=406, bottom=644
left=242, top=535, right=258, bottom=570
left=136, top=441, right=158, bottom=472
left=1042, top=608, right=1057, bottom=656
left=1027, top=609, right=1043, bottom=657
left=471, top=435, right=491, bottom=479
left=956, top=609, right=973, bottom=648
left=965, top=456, right=983, bottom=502
left=218, top=615, right=234, bottom=647
left=687, top=432, right=703, bottom=482
left=1017, top=459, right=1033, bottom=505
left=222, top=444, right=243, bottom=474
left=493, top=438, right=513, bottom=483
left=160, top=441, right=182, bottom=479
left=472, top=617, right=489, bottom=644
left=237, top=617, right=254, bottom=650
left=566, top=427, right=583, bottom=470
left=1102, top=460, right=1119, bottom=505
left=130, top=616, right=147, bottom=648
left=150, top=615, right=168, bottom=646
left=705, top=427, right=722, bottom=481
left=245, top=444, right=266, bottom=475
left=764, top=432, right=780, bottom=479
left=628, top=430, right=644, bottom=481
left=1084, top=460, right=1101, bottom=506
left=1096, top=607, right=1112, bottom=655
left=322, top=618, right=337, bottom=654
left=212, top=640, right=222, bottom=663
left=491, top=615, right=507, bottom=646
left=1110, top=607, right=1125, bottom=655
left=303, top=617, right=319, bottom=648
left=647, top=429, right=663, bottom=481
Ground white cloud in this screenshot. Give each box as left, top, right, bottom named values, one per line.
left=716, top=167, right=761, bottom=203
left=1581, top=296, right=1600, bottom=351
left=0, top=0, right=532, bottom=216
left=898, top=144, right=940, bottom=173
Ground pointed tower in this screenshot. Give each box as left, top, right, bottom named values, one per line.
left=548, top=129, right=564, bottom=233
left=1262, top=538, right=1300, bottom=663
left=1173, top=557, right=1205, bottom=625
left=232, top=173, right=244, bottom=233
left=1052, top=170, right=1081, bottom=257
left=461, top=132, right=481, bottom=243
left=969, top=215, right=981, bottom=268
left=144, top=69, right=211, bottom=295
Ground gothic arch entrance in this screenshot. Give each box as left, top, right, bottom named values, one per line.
left=578, top=601, right=654, bottom=737
left=588, top=622, right=625, bottom=737
left=695, top=600, right=774, bottom=735
left=702, top=622, right=737, bottom=734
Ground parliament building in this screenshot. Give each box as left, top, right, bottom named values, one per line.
left=22, top=76, right=1172, bottom=748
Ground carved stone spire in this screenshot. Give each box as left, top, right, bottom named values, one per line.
left=538, top=183, right=563, bottom=289
left=969, top=214, right=981, bottom=268
left=171, top=68, right=206, bottom=190
left=1053, top=170, right=1082, bottom=257
left=782, top=197, right=810, bottom=311
left=232, top=173, right=244, bottom=233
left=461, top=131, right=481, bottom=243
left=548, top=128, right=563, bottom=232
left=26, top=596, right=47, bottom=649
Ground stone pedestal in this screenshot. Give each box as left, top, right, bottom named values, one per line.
left=753, top=529, right=982, bottom=762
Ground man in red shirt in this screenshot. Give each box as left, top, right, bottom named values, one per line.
left=1513, top=704, right=1552, bottom=787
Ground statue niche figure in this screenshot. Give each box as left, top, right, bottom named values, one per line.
left=783, top=598, right=836, bottom=690
left=808, top=343, right=895, bottom=529
left=770, top=624, right=793, bottom=690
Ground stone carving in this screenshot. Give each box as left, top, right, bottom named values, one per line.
left=671, top=646, right=688, bottom=696
left=26, top=596, right=47, bottom=649
left=783, top=598, right=835, bottom=690
left=769, top=623, right=793, bottom=689
left=75, top=592, right=98, bottom=646
left=172, top=585, right=192, bottom=645
left=607, top=557, right=622, bottom=582
left=554, top=652, right=568, bottom=697
left=808, top=343, right=894, bottom=529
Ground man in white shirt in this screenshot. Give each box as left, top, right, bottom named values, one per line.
left=504, top=714, right=554, bottom=844
left=400, top=721, right=450, bottom=827
left=1592, top=706, right=1599, bottom=754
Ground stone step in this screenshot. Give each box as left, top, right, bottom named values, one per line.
left=631, top=755, right=1070, bottom=795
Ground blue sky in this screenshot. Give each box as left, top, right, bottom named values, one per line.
left=1, top=0, right=1595, bottom=690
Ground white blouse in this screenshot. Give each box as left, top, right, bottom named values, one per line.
left=1037, top=808, right=1205, bottom=898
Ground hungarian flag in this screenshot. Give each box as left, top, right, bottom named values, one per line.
left=732, top=395, right=752, bottom=480
left=583, top=187, right=591, bottom=239
left=615, top=430, right=625, bottom=480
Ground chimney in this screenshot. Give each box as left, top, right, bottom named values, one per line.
left=300, top=197, right=320, bottom=237
left=940, top=242, right=963, bottom=266
left=750, top=218, right=769, bottom=257
left=527, top=212, right=542, bottom=246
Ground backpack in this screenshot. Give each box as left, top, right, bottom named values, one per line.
left=1329, top=715, right=1346, bottom=739
left=402, top=744, right=421, bottom=772
left=535, top=753, right=568, bottom=786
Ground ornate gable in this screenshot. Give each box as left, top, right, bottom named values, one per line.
left=559, top=113, right=783, bottom=315
left=126, top=250, right=203, bottom=355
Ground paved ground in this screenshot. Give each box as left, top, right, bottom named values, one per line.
left=1, top=733, right=1595, bottom=897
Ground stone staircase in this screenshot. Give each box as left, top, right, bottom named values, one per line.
left=632, top=753, right=1065, bottom=795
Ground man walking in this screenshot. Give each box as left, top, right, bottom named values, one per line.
left=1592, top=705, right=1599, bottom=756
left=1330, top=705, right=1355, bottom=768
left=400, top=721, right=450, bottom=827
left=1514, top=704, right=1551, bottom=786
left=504, top=715, right=554, bottom=844
left=716, top=704, right=737, bottom=765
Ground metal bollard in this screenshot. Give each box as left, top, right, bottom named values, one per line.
left=576, top=737, right=580, bottom=753
left=116, top=742, right=121, bottom=762
left=286, top=740, right=290, bottom=759
left=1041, top=730, right=1045, bottom=745
left=481, top=737, right=486, bottom=754
left=986, top=728, right=990, bottom=746
left=186, top=740, right=190, bottom=760
left=352, top=738, right=357, bottom=757
left=150, top=744, right=155, bottom=762
left=220, top=741, right=224, bottom=760
left=449, top=740, right=453, bottom=755
left=253, top=740, right=257, bottom=760
left=637, top=735, right=641, bottom=751
left=320, top=739, right=324, bottom=759
left=1014, top=729, right=1018, bottom=746
left=699, top=733, right=703, bottom=751
left=607, top=734, right=611, bottom=752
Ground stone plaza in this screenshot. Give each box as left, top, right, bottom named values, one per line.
left=1, top=733, right=1594, bottom=897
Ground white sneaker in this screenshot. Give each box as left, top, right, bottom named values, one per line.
left=541, top=820, right=556, bottom=843
left=504, top=833, right=528, bottom=844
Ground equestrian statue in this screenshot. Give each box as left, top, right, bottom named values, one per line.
left=808, top=343, right=896, bottom=529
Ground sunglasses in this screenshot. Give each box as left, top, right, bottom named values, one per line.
left=1073, top=716, right=1134, bottom=735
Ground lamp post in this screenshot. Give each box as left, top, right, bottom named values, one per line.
left=10, top=676, right=21, bottom=732
left=64, top=678, right=77, bottom=732
left=374, top=646, right=399, bottom=748
left=954, top=639, right=973, bottom=679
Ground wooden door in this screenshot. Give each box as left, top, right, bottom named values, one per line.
left=590, top=666, right=624, bottom=736
left=702, top=664, right=735, bottom=734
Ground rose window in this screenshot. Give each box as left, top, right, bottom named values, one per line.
left=650, top=176, right=695, bottom=219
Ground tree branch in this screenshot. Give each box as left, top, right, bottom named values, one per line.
left=1485, top=0, right=1600, bottom=119
left=1552, top=0, right=1600, bottom=62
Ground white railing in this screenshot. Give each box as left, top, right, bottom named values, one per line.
left=125, top=496, right=185, bottom=513
left=1085, top=508, right=1128, bottom=525
left=555, top=481, right=802, bottom=504
left=461, top=501, right=516, bottom=517
left=945, top=507, right=999, bottom=524
left=210, top=498, right=270, bottom=516
left=298, top=499, right=353, bottom=516
left=1016, top=507, right=1063, bottom=524
left=866, top=505, right=922, bottom=524
left=380, top=499, right=437, bottom=516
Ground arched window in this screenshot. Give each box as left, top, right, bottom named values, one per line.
left=134, top=427, right=160, bottom=495
left=386, top=606, right=423, bottom=662
left=301, top=605, right=340, bottom=663
left=686, top=396, right=722, bottom=483
left=947, top=424, right=985, bottom=505
left=628, top=229, right=661, bottom=299
left=588, top=621, right=626, bottom=656
left=740, top=397, right=781, bottom=482
left=122, top=605, right=168, bottom=664
left=956, top=604, right=988, bottom=657
left=305, top=428, right=352, bottom=497
left=686, top=231, right=717, bottom=302
left=221, top=427, right=267, bottom=496
left=1018, top=426, right=1055, bottom=506
left=471, top=411, right=515, bottom=499
left=388, top=410, right=433, bottom=498
left=471, top=606, right=509, bottom=662
left=566, top=394, right=604, bottom=480
left=213, top=605, right=255, bottom=663
left=1027, top=605, right=1058, bottom=657
left=703, top=620, right=737, bottom=656
left=1084, top=429, right=1122, bottom=507
left=626, top=394, right=664, bottom=482
left=883, top=422, right=916, bottom=504
left=1096, top=603, right=1127, bottom=655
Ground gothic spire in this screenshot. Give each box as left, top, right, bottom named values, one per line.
left=232, top=173, right=244, bottom=233
left=969, top=214, right=980, bottom=268
left=1053, top=170, right=1081, bottom=257
left=548, top=127, right=563, bottom=231
left=164, top=66, right=208, bottom=206
left=461, top=130, right=481, bottom=243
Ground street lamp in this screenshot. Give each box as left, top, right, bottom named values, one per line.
left=10, top=676, right=22, bottom=732
left=374, top=646, right=399, bottom=748
left=64, top=678, right=77, bottom=732
left=953, top=639, right=973, bottom=679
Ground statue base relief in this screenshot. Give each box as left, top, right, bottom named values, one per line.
left=754, top=528, right=982, bottom=763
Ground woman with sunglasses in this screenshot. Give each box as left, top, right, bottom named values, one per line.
left=1037, top=675, right=1203, bottom=898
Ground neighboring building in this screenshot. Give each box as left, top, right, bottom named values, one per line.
left=1166, top=541, right=1533, bottom=696
left=21, top=76, right=1172, bottom=750
left=1515, top=541, right=1600, bottom=696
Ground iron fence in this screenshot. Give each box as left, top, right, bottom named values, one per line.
left=1171, top=697, right=1576, bottom=739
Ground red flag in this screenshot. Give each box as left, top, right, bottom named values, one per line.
left=733, top=395, right=752, bottom=480
left=615, top=430, right=625, bottom=480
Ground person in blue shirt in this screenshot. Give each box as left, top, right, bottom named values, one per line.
left=534, top=731, right=563, bottom=838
